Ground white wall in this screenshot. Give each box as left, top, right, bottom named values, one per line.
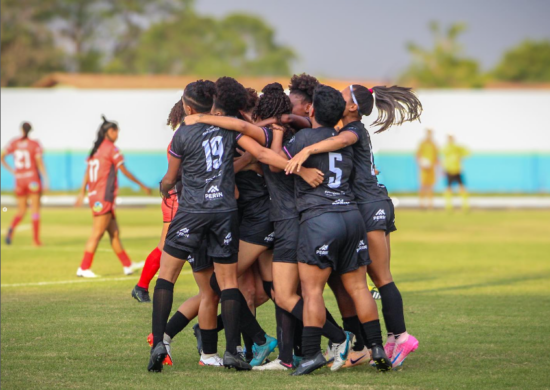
left=2, top=88, right=549, bottom=153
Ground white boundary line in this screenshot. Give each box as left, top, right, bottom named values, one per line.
left=1, top=270, right=192, bottom=288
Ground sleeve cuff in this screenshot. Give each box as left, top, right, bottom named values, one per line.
left=169, top=149, right=182, bottom=158
left=283, top=146, right=292, bottom=159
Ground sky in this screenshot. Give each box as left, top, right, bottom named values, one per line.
left=196, top=0, right=550, bottom=80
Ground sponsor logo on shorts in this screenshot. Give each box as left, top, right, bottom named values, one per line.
left=324, top=190, right=345, bottom=197
left=28, top=182, right=40, bottom=192
left=224, top=233, right=232, bottom=245
left=373, top=209, right=386, bottom=221
left=205, top=185, right=223, bottom=200
left=187, top=253, right=195, bottom=263
left=332, top=199, right=350, bottom=205
left=177, top=227, right=190, bottom=238
left=356, top=240, right=368, bottom=253
left=316, top=244, right=329, bottom=256
left=264, top=232, right=274, bottom=243
left=93, top=201, right=103, bottom=213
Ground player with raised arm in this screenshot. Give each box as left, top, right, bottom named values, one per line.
left=285, top=84, right=422, bottom=369
left=75, top=116, right=151, bottom=278
left=2, top=122, right=48, bottom=246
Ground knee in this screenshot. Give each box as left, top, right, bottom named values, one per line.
left=274, top=293, right=294, bottom=312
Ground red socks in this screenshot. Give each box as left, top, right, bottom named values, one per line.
left=32, top=213, right=40, bottom=245
left=10, top=214, right=23, bottom=231
left=137, top=247, right=162, bottom=290
left=117, top=251, right=132, bottom=267
left=81, top=251, right=94, bottom=270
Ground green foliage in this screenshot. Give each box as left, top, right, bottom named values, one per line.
left=401, top=22, right=484, bottom=88
left=493, top=39, right=550, bottom=82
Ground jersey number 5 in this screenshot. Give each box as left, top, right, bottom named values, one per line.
left=328, top=152, right=342, bottom=189
left=89, top=159, right=100, bottom=182
left=202, top=136, right=224, bottom=172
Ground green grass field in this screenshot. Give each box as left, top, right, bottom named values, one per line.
left=2, top=207, right=550, bottom=390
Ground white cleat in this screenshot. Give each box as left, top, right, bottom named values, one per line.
left=199, top=353, right=223, bottom=367
left=252, top=358, right=292, bottom=371
left=124, top=261, right=145, bottom=275
left=331, top=332, right=355, bottom=371
left=76, top=267, right=98, bottom=278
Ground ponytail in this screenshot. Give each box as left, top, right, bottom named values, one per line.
left=350, top=85, right=422, bottom=133
left=167, top=98, right=185, bottom=130
left=89, top=115, right=117, bottom=158
left=22, top=122, right=32, bottom=139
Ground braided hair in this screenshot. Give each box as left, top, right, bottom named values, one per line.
left=254, top=82, right=294, bottom=140
left=244, top=88, right=259, bottom=114
left=89, top=115, right=118, bottom=158
left=349, top=85, right=423, bottom=133
left=166, top=80, right=216, bottom=129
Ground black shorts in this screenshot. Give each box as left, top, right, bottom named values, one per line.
left=273, top=217, right=299, bottom=264
left=164, top=240, right=214, bottom=272
left=446, top=173, right=464, bottom=186
left=164, top=210, right=239, bottom=260
left=358, top=200, right=397, bottom=235
left=238, top=196, right=274, bottom=248
left=298, top=210, right=370, bottom=274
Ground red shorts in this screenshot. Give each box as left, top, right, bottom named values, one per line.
left=162, top=194, right=178, bottom=222
left=15, top=178, right=41, bottom=197
left=88, top=195, right=115, bottom=217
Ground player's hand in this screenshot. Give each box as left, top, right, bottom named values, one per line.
left=240, top=111, right=254, bottom=124
left=75, top=192, right=85, bottom=207
left=236, top=149, right=256, bottom=164
left=272, top=124, right=284, bottom=132
left=285, top=147, right=312, bottom=175
left=243, top=162, right=263, bottom=175
left=297, top=167, right=324, bottom=188
left=184, top=114, right=203, bottom=126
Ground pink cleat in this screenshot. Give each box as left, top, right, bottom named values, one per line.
left=384, top=342, right=396, bottom=360
left=391, top=335, right=418, bottom=368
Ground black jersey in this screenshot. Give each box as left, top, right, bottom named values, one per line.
left=284, top=127, right=357, bottom=221
left=235, top=134, right=270, bottom=202
left=340, top=121, right=390, bottom=203
left=261, top=127, right=299, bottom=221
left=169, top=123, right=238, bottom=213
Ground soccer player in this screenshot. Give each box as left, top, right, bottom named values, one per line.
left=2, top=122, right=48, bottom=246
left=285, top=84, right=422, bottom=369
left=442, top=135, right=470, bottom=212
left=75, top=116, right=151, bottom=278
left=288, top=73, right=319, bottom=118
left=284, top=85, right=391, bottom=375
left=416, top=129, right=439, bottom=209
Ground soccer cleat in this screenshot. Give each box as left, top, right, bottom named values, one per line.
left=249, top=334, right=277, bottom=366
left=384, top=341, right=396, bottom=361
left=147, top=342, right=167, bottom=372
left=323, top=341, right=334, bottom=363
left=252, top=358, right=292, bottom=371
left=391, top=334, right=419, bottom=369
left=371, top=288, right=381, bottom=300
left=193, top=323, right=203, bottom=355
left=147, top=333, right=154, bottom=347
left=291, top=351, right=327, bottom=376
left=292, top=355, right=303, bottom=368
left=330, top=331, right=355, bottom=371
left=76, top=267, right=98, bottom=278
left=199, top=353, right=223, bottom=367
left=132, top=285, right=151, bottom=303
left=223, top=348, right=252, bottom=371
left=146, top=333, right=173, bottom=366
left=343, top=346, right=371, bottom=368
left=5, top=228, right=13, bottom=245
left=123, top=261, right=145, bottom=275
left=371, top=344, right=392, bottom=372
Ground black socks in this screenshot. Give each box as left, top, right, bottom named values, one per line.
left=165, top=311, right=190, bottom=339
left=201, top=328, right=218, bottom=354
left=262, top=281, right=273, bottom=300
left=220, top=288, right=242, bottom=354
left=362, top=319, right=383, bottom=348
left=302, top=327, right=323, bottom=358
left=238, top=292, right=266, bottom=345
left=379, top=282, right=406, bottom=335
left=343, top=315, right=366, bottom=351
left=290, top=299, right=345, bottom=344
left=216, top=314, right=224, bottom=332
left=276, top=305, right=296, bottom=364
left=152, top=278, right=174, bottom=347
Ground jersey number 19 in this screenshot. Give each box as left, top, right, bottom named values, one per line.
left=202, top=136, right=224, bottom=172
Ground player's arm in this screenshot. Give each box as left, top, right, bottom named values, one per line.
left=35, top=154, right=49, bottom=192
left=269, top=127, right=287, bottom=173
left=237, top=135, right=324, bottom=188
left=160, top=154, right=181, bottom=198
left=0, top=149, right=15, bottom=175
left=119, top=164, right=152, bottom=195
left=185, top=114, right=266, bottom=145
left=255, top=114, right=311, bottom=131
left=233, top=150, right=254, bottom=174
left=75, top=170, right=89, bottom=207
left=285, top=131, right=358, bottom=174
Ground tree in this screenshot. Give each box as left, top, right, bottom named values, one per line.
left=493, top=40, right=550, bottom=82
left=1, top=0, right=62, bottom=86
left=400, top=22, right=483, bottom=88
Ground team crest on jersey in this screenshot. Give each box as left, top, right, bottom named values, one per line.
left=264, top=232, right=274, bottom=243
left=28, top=182, right=40, bottom=192
left=373, top=209, right=386, bottom=221
left=205, top=185, right=223, bottom=200
left=177, top=228, right=190, bottom=238
left=356, top=240, right=368, bottom=253
left=224, top=233, right=232, bottom=245
left=332, top=199, right=350, bottom=205
left=187, top=253, right=195, bottom=263
left=93, top=201, right=103, bottom=213
left=316, top=244, right=329, bottom=256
